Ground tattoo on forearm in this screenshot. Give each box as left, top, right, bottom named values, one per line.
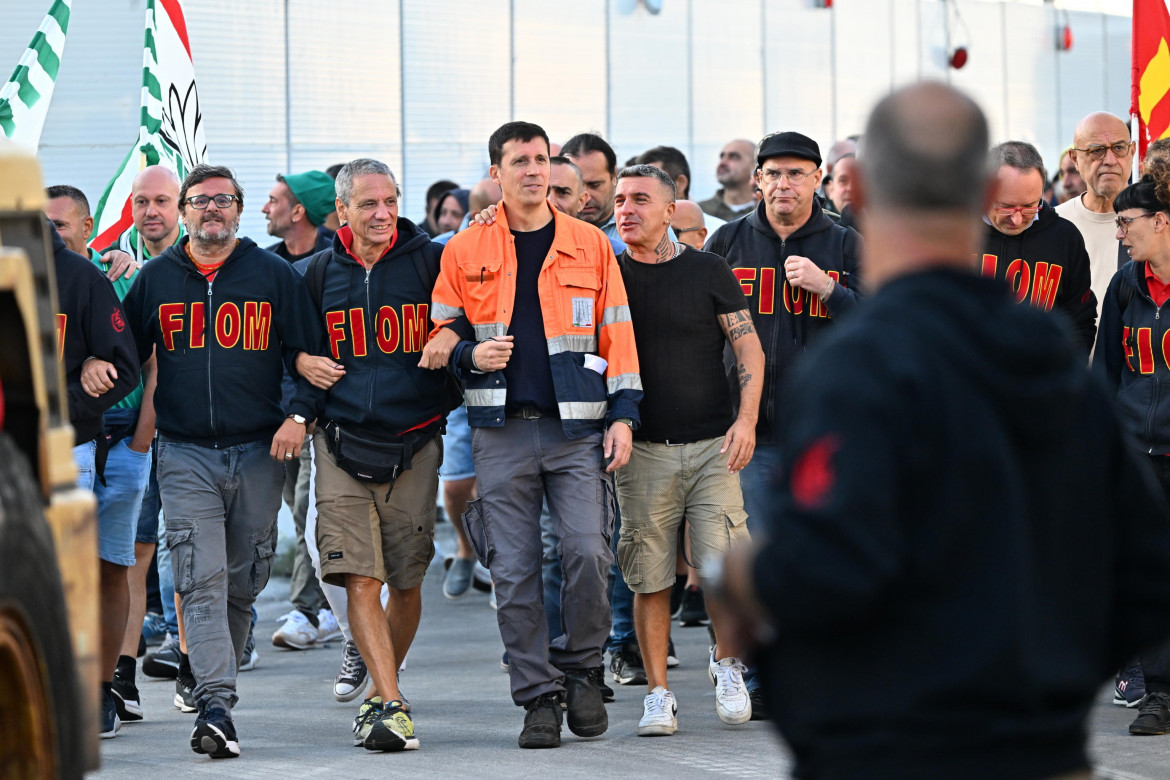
left=737, top=364, right=751, bottom=389
left=719, top=309, right=757, bottom=342
left=653, top=233, right=674, bottom=263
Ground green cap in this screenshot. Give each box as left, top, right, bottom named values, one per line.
left=280, top=170, right=336, bottom=227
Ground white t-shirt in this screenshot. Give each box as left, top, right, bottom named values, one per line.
left=1055, top=195, right=1121, bottom=325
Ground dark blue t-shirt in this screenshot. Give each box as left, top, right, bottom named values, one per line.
left=505, top=220, right=557, bottom=414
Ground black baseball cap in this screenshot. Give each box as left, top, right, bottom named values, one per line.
left=756, top=131, right=822, bottom=168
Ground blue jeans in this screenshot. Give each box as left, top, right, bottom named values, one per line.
left=738, top=442, right=783, bottom=539
left=736, top=441, right=783, bottom=692
left=606, top=503, right=636, bottom=652
left=157, top=438, right=283, bottom=711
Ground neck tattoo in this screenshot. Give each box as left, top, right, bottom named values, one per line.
left=652, top=233, right=682, bottom=264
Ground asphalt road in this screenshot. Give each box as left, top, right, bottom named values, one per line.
left=92, top=521, right=1168, bottom=779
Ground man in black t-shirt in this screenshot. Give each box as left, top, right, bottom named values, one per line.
left=612, top=165, right=764, bottom=737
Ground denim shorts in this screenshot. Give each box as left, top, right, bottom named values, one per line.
left=439, top=404, right=475, bottom=481
left=74, top=437, right=151, bottom=566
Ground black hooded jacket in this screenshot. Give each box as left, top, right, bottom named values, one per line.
left=51, top=224, right=140, bottom=444
left=980, top=201, right=1097, bottom=354
left=705, top=198, right=862, bottom=442
left=121, top=236, right=324, bottom=447
left=1093, top=258, right=1170, bottom=454
left=308, top=219, right=450, bottom=439
left=754, top=269, right=1170, bottom=779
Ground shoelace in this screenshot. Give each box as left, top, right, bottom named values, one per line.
left=716, top=661, right=747, bottom=694
left=1139, top=691, right=1170, bottom=714
left=646, top=689, right=673, bottom=714
left=339, top=642, right=365, bottom=680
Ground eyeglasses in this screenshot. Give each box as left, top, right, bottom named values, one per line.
left=1115, top=212, right=1157, bottom=235
left=184, top=194, right=240, bottom=210
left=759, top=167, right=816, bottom=186
left=1071, top=141, right=1133, bottom=161
left=993, top=201, right=1043, bottom=218
left=673, top=226, right=703, bottom=234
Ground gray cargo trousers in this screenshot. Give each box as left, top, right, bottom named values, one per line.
left=157, top=437, right=283, bottom=712
left=463, top=417, right=616, bottom=706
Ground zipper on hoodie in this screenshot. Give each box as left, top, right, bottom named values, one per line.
left=206, top=278, right=218, bottom=446
left=365, top=267, right=375, bottom=410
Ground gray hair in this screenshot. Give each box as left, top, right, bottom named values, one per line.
left=335, top=158, right=396, bottom=205
left=861, top=82, right=990, bottom=214
left=616, top=163, right=677, bottom=202
left=989, top=141, right=1047, bottom=184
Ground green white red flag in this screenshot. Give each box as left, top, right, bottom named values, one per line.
left=0, top=0, right=71, bottom=151
left=90, top=0, right=207, bottom=252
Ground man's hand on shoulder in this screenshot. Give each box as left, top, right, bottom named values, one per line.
left=102, top=249, right=140, bottom=281
left=419, top=327, right=459, bottom=369
left=470, top=203, right=499, bottom=227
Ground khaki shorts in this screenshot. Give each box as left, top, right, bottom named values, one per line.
left=615, top=437, right=749, bottom=594
left=314, top=431, right=439, bottom=590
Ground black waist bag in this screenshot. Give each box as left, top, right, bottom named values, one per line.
left=323, top=420, right=440, bottom=501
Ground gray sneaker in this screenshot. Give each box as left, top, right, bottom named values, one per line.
left=443, top=557, right=475, bottom=600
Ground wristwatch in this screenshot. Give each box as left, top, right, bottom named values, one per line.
left=287, top=414, right=307, bottom=425
left=613, top=418, right=634, bottom=429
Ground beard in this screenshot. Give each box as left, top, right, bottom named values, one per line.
left=187, top=213, right=239, bottom=251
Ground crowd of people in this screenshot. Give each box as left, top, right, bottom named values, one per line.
left=46, top=78, right=1170, bottom=777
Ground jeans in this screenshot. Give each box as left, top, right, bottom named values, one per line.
left=283, top=435, right=325, bottom=618
left=157, top=437, right=283, bottom=711
left=738, top=442, right=783, bottom=539
left=95, top=436, right=152, bottom=566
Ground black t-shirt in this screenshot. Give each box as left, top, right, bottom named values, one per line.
left=618, top=245, right=749, bottom=442
left=505, top=220, right=557, bottom=414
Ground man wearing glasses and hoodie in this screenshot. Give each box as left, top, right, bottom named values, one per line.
left=121, top=163, right=324, bottom=760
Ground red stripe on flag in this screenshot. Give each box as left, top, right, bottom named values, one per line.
left=90, top=198, right=134, bottom=252
left=158, top=0, right=192, bottom=60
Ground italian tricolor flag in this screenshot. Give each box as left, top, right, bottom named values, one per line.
left=90, top=0, right=208, bottom=253
left=0, top=0, right=71, bottom=151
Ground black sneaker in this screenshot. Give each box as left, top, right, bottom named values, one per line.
left=564, top=670, right=607, bottom=737
left=748, top=686, right=770, bottom=721
left=519, top=692, right=563, bottom=749
left=609, top=642, right=647, bottom=686
left=143, top=634, right=180, bottom=679
left=1115, top=659, right=1147, bottom=707
left=190, top=705, right=240, bottom=758
left=111, top=670, right=143, bottom=722
left=1130, top=691, right=1170, bottom=735
left=678, top=585, right=709, bottom=626
left=174, top=670, right=197, bottom=713
left=588, top=665, right=615, bottom=703
left=99, top=686, right=121, bottom=739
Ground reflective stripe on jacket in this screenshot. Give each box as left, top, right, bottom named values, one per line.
left=430, top=204, right=642, bottom=438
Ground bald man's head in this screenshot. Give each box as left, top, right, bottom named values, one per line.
left=860, top=81, right=990, bottom=215
left=671, top=200, right=707, bottom=249
left=131, top=165, right=182, bottom=250
left=469, top=177, right=503, bottom=213
left=1071, top=111, right=1135, bottom=205
left=716, top=139, right=757, bottom=187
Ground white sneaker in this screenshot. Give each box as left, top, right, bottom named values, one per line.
left=316, top=608, right=342, bottom=643
left=638, top=686, right=678, bottom=736
left=334, top=639, right=368, bottom=703
left=272, top=610, right=317, bottom=650
left=709, top=652, right=752, bottom=725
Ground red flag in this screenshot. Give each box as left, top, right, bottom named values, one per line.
left=1133, top=0, right=1170, bottom=160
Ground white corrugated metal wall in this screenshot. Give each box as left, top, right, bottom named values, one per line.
left=1, top=0, right=1132, bottom=242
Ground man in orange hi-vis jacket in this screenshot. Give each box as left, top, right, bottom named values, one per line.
left=420, top=121, right=642, bottom=750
